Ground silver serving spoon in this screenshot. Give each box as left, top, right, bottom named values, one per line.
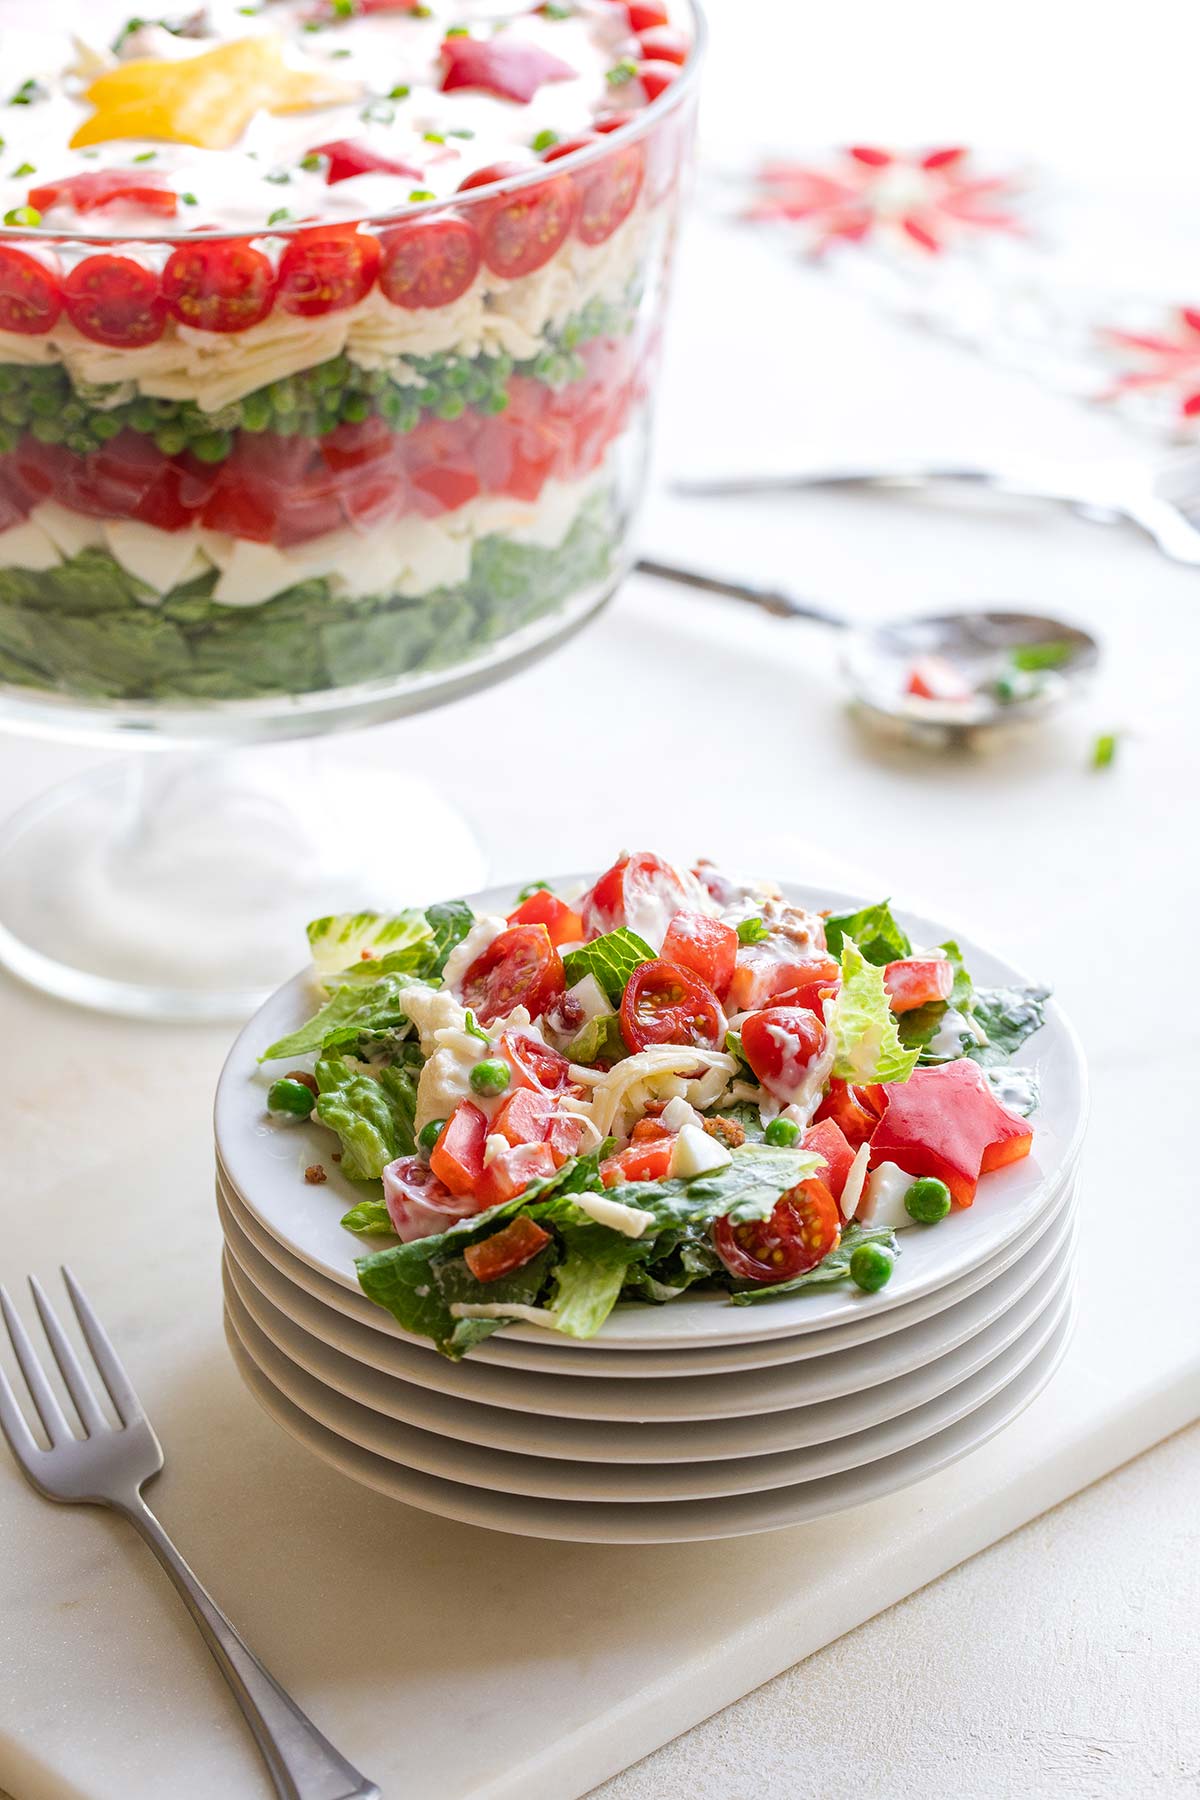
left=634, top=557, right=1100, bottom=744
left=671, top=451, right=1200, bottom=567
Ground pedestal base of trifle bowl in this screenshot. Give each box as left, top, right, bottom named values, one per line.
left=0, top=746, right=492, bottom=1022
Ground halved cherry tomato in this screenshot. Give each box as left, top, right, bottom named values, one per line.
left=62, top=256, right=166, bottom=348
left=498, top=1030, right=573, bottom=1094
left=460, top=925, right=565, bottom=1025
left=740, top=1006, right=829, bottom=1104
left=429, top=1100, right=488, bottom=1197
left=869, top=1060, right=1033, bottom=1207
left=661, top=912, right=737, bottom=1000
left=637, top=59, right=678, bottom=101
left=579, top=851, right=686, bottom=940
left=458, top=163, right=576, bottom=278
left=801, top=1117, right=855, bottom=1205
left=474, top=1139, right=558, bottom=1208
left=276, top=226, right=380, bottom=317
left=884, top=958, right=954, bottom=1013
left=713, top=1178, right=840, bottom=1283
left=637, top=27, right=687, bottom=63
left=542, top=134, right=644, bottom=245
left=506, top=890, right=585, bottom=947
left=601, top=1135, right=673, bottom=1186
left=812, top=1077, right=879, bottom=1149
left=0, top=246, right=62, bottom=335
left=382, top=1154, right=480, bottom=1242
left=593, top=111, right=635, bottom=135
left=620, top=958, right=726, bottom=1054
left=29, top=169, right=178, bottom=217
left=726, top=946, right=840, bottom=1014
left=464, top=1213, right=552, bottom=1283
left=627, top=2, right=669, bottom=27
left=440, top=36, right=574, bottom=104
left=306, top=138, right=424, bottom=186
left=162, top=241, right=276, bottom=333
left=378, top=212, right=481, bottom=310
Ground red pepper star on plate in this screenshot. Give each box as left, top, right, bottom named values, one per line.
left=868, top=1059, right=1033, bottom=1207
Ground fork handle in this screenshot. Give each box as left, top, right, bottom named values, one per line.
left=120, top=1496, right=379, bottom=1800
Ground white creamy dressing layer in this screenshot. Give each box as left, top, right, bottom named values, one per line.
left=0, top=0, right=670, bottom=234
left=0, top=461, right=604, bottom=604
left=0, top=203, right=652, bottom=409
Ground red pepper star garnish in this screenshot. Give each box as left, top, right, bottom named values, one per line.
left=869, top=1059, right=1033, bottom=1207
left=440, top=35, right=575, bottom=105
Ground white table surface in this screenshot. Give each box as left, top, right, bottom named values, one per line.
left=3, top=1, right=1200, bottom=1794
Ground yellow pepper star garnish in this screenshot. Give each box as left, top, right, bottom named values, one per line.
left=70, top=35, right=362, bottom=152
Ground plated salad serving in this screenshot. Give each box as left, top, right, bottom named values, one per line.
left=0, top=2, right=695, bottom=705
left=257, top=851, right=1049, bottom=1358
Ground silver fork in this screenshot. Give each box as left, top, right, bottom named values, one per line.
left=673, top=451, right=1200, bottom=566
left=0, top=1267, right=379, bottom=1800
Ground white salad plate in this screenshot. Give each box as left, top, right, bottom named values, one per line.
left=214, top=1145, right=1079, bottom=1381
left=223, top=1259, right=1073, bottom=1504
left=223, top=1298, right=1077, bottom=1542
left=218, top=1171, right=1078, bottom=1424
left=223, top=1225, right=1074, bottom=1470
left=215, top=882, right=1086, bottom=1354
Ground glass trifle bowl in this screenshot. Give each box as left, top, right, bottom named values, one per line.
left=0, top=0, right=701, bottom=1016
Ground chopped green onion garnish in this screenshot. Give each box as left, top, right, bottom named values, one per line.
left=1092, top=731, right=1118, bottom=770
left=266, top=206, right=292, bottom=226
left=3, top=206, right=40, bottom=226
left=131, top=150, right=157, bottom=162
left=606, top=58, right=638, bottom=85
left=387, top=83, right=411, bottom=99
left=1009, top=640, right=1074, bottom=672
left=531, top=128, right=559, bottom=152
left=11, top=161, right=35, bottom=178
left=736, top=917, right=769, bottom=945
left=408, top=188, right=435, bottom=201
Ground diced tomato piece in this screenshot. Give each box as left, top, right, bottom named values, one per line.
left=637, top=59, right=678, bottom=100
left=0, top=245, right=62, bottom=336
left=812, top=1077, right=880, bottom=1149
left=460, top=925, right=565, bottom=1025
left=884, top=958, right=954, bottom=1014
left=740, top=1007, right=830, bottom=1105
left=620, top=959, right=726, bottom=1054
left=637, top=27, right=687, bottom=63
left=712, top=1178, right=840, bottom=1283
left=441, top=36, right=575, bottom=104
left=378, top=212, right=481, bottom=309
left=661, top=912, right=738, bottom=1000
left=801, top=1118, right=856, bottom=1205
left=29, top=169, right=178, bottom=217
left=473, top=1140, right=558, bottom=1208
left=429, top=1100, right=488, bottom=1197
left=869, top=1060, right=1033, bottom=1207
left=726, top=946, right=840, bottom=1014
left=464, top=1213, right=552, bottom=1283
left=306, top=138, right=424, bottom=186
left=382, top=1154, right=481, bottom=1242
left=601, top=1137, right=673, bottom=1186
left=499, top=1028, right=574, bottom=1093
left=627, top=3, right=669, bottom=28
left=491, top=1085, right=586, bottom=1165
left=506, top=890, right=585, bottom=947
left=906, top=655, right=972, bottom=702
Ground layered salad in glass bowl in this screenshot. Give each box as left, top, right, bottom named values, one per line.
left=0, top=0, right=697, bottom=718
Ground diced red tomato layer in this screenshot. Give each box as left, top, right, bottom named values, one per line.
left=869, top=1060, right=1033, bottom=1207
left=601, top=1134, right=673, bottom=1187
left=430, top=1100, right=489, bottom=1197
left=498, top=1029, right=575, bottom=1094
left=506, top=891, right=585, bottom=947
left=884, top=958, right=954, bottom=1013
left=473, top=1140, right=558, bottom=1208
left=660, top=911, right=737, bottom=1000
left=0, top=331, right=643, bottom=545
left=801, top=1117, right=856, bottom=1205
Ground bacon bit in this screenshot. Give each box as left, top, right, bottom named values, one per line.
left=304, top=1163, right=328, bottom=1185
left=360, top=949, right=375, bottom=960
left=642, top=1098, right=668, bottom=1116
left=287, top=1069, right=320, bottom=1096
left=703, top=1115, right=746, bottom=1149
left=331, top=1152, right=342, bottom=1163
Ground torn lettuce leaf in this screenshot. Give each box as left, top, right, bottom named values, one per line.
left=260, top=972, right=423, bottom=1061
left=823, top=900, right=912, bottom=966
left=340, top=1196, right=394, bottom=1237
left=307, top=910, right=432, bottom=979
left=605, top=1142, right=823, bottom=1231
left=313, top=1053, right=417, bottom=1181
left=424, top=898, right=475, bottom=978
left=550, top=1225, right=647, bottom=1338
left=562, top=927, right=655, bottom=1005
left=968, top=985, right=1050, bottom=1066
left=829, top=939, right=919, bottom=1085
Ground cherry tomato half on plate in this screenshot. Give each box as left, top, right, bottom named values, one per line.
left=460, top=925, right=565, bottom=1025
left=0, top=246, right=62, bottom=335
left=163, top=241, right=277, bottom=333
left=712, top=1179, right=840, bottom=1284
left=620, top=959, right=726, bottom=1053
left=579, top=850, right=686, bottom=939
left=62, top=256, right=166, bottom=348
left=276, top=226, right=381, bottom=317
left=739, top=1006, right=829, bottom=1104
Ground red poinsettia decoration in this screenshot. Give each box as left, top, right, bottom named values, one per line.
left=1100, top=309, right=1200, bottom=421
left=747, top=145, right=1026, bottom=256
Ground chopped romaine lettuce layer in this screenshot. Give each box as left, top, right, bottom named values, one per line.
left=0, top=493, right=615, bottom=703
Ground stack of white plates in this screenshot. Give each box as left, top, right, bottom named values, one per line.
left=214, top=888, right=1087, bottom=1545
